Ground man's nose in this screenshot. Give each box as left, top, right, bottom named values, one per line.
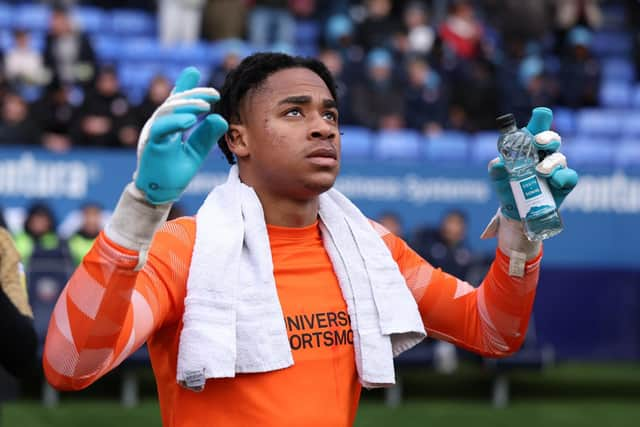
left=309, top=115, right=336, bottom=140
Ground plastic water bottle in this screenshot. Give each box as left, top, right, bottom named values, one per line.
left=496, top=112, right=563, bottom=241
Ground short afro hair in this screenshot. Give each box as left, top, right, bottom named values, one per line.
left=214, top=52, right=338, bottom=164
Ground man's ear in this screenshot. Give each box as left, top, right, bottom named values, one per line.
left=225, top=124, right=250, bottom=159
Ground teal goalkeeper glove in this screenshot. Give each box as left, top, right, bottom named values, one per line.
left=489, top=107, right=579, bottom=221
left=134, top=67, right=228, bottom=205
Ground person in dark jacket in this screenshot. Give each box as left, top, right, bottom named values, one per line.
left=0, top=226, right=37, bottom=379
left=43, top=5, right=96, bottom=88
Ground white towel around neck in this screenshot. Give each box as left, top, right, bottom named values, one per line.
left=176, top=166, right=425, bottom=392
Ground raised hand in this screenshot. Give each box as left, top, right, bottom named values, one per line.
left=134, top=67, right=229, bottom=205
left=488, top=107, right=579, bottom=221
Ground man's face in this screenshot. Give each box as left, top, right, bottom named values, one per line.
left=233, top=67, right=340, bottom=201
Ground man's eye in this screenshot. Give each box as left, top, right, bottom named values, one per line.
left=285, top=109, right=302, bottom=117
left=323, top=111, right=338, bottom=121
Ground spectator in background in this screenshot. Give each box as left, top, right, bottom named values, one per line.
left=439, top=1, right=484, bottom=60
left=72, top=66, right=134, bottom=147
left=404, top=56, right=447, bottom=135
left=43, top=5, right=96, bottom=88
left=324, top=14, right=364, bottom=81
left=158, top=0, right=206, bottom=45
left=248, top=0, right=296, bottom=47
left=520, top=56, right=557, bottom=114
left=485, top=0, right=553, bottom=53
left=630, top=0, right=640, bottom=81
left=209, top=44, right=243, bottom=90
left=351, top=48, right=404, bottom=129
left=400, top=1, right=436, bottom=57
left=3, top=29, right=50, bottom=101
left=377, top=211, right=403, bottom=239
left=410, top=210, right=474, bottom=281
left=0, top=226, right=37, bottom=379
left=202, top=0, right=247, bottom=41
left=0, top=91, right=41, bottom=145
left=318, top=48, right=354, bottom=125
left=558, top=26, right=601, bottom=108
left=68, top=203, right=103, bottom=266
left=355, top=0, right=399, bottom=52
left=13, top=203, right=66, bottom=269
left=133, top=74, right=172, bottom=132
left=410, top=209, right=478, bottom=374
left=32, top=79, right=76, bottom=152
left=449, top=58, right=498, bottom=132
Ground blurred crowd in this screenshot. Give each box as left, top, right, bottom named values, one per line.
left=0, top=0, right=638, bottom=152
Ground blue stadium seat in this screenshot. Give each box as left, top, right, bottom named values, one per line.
left=295, top=20, right=320, bottom=45
left=173, top=42, right=216, bottom=66
left=15, top=3, right=51, bottom=32
left=591, top=31, right=633, bottom=57
left=118, top=62, right=160, bottom=93
left=614, top=140, right=640, bottom=168
left=0, top=29, right=11, bottom=51
left=91, top=34, right=124, bottom=62
left=633, top=84, right=640, bottom=108
left=373, top=129, right=421, bottom=160
left=621, top=112, right=640, bottom=137
left=110, top=9, right=156, bottom=36
left=0, top=3, right=12, bottom=29
left=424, top=131, right=469, bottom=162
left=599, top=81, right=631, bottom=108
left=470, top=131, right=499, bottom=164
left=602, top=58, right=635, bottom=82
left=561, top=137, right=614, bottom=167
left=575, top=108, right=622, bottom=137
left=340, top=125, right=372, bottom=159
left=120, top=36, right=163, bottom=62
left=551, top=107, right=575, bottom=136
left=71, top=6, right=108, bottom=34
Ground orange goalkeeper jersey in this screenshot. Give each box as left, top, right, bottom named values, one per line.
left=44, top=217, right=540, bottom=427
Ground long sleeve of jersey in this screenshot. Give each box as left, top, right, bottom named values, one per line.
left=44, top=218, right=540, bottom=391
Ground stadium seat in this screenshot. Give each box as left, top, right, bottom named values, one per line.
left=14, top=3, right=50, bottom=32
left=173, top=42, right=216, bottom=66
left=340, top=125, right=373, bottom=159
left=119, top=36, right=163, bottom=62
left=92, top=34, right=124, bottom=62
left=599, top=81, right=631, bottom=108
left=575, top=108, right=622, bottom=137
left=552, top=107, right=575, bottom=136
left=295, top=19, right=320, bottom=45
left=614, top=140, right=640, bottom=168
left=424, top=131, right=469, bottom=162
left=71, top=6, right=108, bottom=34
left=0, top=3, right=12, bottom=29
left=591, top=31, right=633, bottom=57
left=373, top=129, right=421, bottom=160
left=561, top=137, right=615, bottom=167
left=110, top=9, right=156, bottom=37
left=633, top=84, right=640, bottom=108
left=621, top=112, right=640, bottom=137
left=118, top=62, right=160, bottom=94
left=602, top=58, right=635, bottom=82
left=470, top=131, right=500, bottom=164
left=0, top=29, right=11, bottom=51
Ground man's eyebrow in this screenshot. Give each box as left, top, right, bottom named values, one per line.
left=277, top=96, right=338, bottom=108
left=323, top=99, right=338, bottom=109
left=277, top=95, right=312, bottom=105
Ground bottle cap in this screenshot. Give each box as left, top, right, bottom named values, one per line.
left=496, top=113, right=516, bottom=131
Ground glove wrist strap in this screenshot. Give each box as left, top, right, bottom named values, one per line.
left=105, top=183, right=173, bottom=270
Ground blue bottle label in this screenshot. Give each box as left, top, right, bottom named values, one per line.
left=510, top=175, right=556, bottom=219
left=520, top=176, right=542, bottom=199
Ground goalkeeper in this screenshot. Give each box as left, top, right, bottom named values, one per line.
left=43, top=53, right=577, bottom=427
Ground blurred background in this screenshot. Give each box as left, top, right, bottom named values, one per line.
left=0, top=0, right=639, bottom=426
